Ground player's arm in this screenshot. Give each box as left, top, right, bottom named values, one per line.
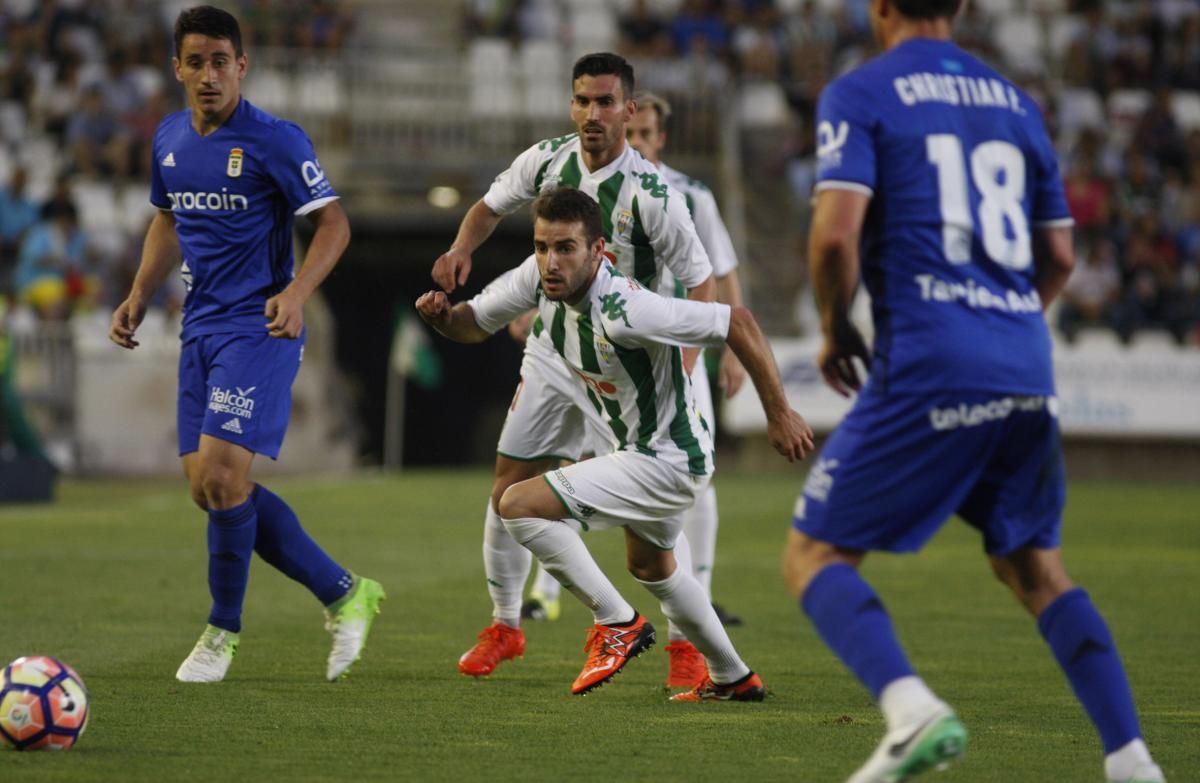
left=109, top=210, right=178, bottom=349
left=265, top=200, right=351, bottom=339
left=810, top=187, right=872, bottom=397
left=414, top=292, right=491, bottom=343
left=431, top=198, right=504, bottom=292
left=1032, top=227, right=1074, bottom=306
left=680, top=275, right=715, bottom=375
left=724, top=305, right=814, bottom=462
left=715, top=270, right=747, bottom=397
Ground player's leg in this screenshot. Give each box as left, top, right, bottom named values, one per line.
left=625, top=528, right=762, bottom=701
left=990, top=548, right=1164, bottom=782
left=967, top=400, right=1162, bottom=782
left=521, top=461, right=571, bottom=623
left=456, top=455, right=550, bottom=677
left=460, top=344, right=586, bottom=677
left=682, top=360, right=740, bottom=625
left=499, top=468, right=653, bottom=695
left=787, top=392, right=991, bottom=780
left=176, top=436, right=256, bottom=683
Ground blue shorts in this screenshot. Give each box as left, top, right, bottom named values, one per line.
left=177, top=331, right=304, bottom=459
left=793, top=387, right=1065, bottom=556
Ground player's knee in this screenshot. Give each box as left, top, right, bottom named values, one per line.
left=199, top=467, right=250, bottom=510
left=626, top=555, right=669, bottom=583
left=189, top=484, right=209, bottom=511
left=496, top=484, right=528, bottom=521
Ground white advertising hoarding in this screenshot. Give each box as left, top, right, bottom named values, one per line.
left=722, top=337, right=1200, bottom=439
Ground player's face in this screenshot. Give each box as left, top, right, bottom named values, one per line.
left=571, top=74, right=635, bottom=157
left=626, top=106, right=665, bottom=164
left=174, top=33, right=246, bottom=121
left=533, top=218, right=603, bottom=303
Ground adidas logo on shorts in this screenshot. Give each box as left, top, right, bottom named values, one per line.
left=221, top=418, right=243, bottom=435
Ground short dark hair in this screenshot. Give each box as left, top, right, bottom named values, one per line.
left=174, top=5, right=243, bottom=58
left=572, top=52, right=635, bottom=101
left=893, top=0, right=962, bottom=20
left=635, top=91, right=671, bottom=130
left=532, top=187, right=603, bottom=247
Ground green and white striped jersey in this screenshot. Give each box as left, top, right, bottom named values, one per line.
left=483, top=134, right=712, bottom=292
left=656, top=162, right=739, bottom=300
left=470, top=257, right=731, bottom=477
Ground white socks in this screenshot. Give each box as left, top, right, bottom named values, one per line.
left=682, top=485, right=718, bottom=597
left=482, top=501, right=531, bottom=626
left=635, top=555, right=748, bottom=685
left=503, top=516, right=634, bottom=625
left=531, top=559, right=561, bottom=602
left=878, top=676, right=946, bottom=732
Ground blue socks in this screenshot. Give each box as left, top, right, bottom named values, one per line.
left=252, top=484, right=353, bottom=606
left=206, top=496, right=257, bottom=633
left=1038, top=588, right=1142, bottom=753
left=802, top=563, right=914, bottom=699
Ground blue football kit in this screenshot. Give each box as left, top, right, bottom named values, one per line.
left=150, top=98, right=338, bottom=458
left=794, top=38, right=1074, bottom=555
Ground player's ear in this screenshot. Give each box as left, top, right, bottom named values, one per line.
left=172, top=57, right=183, bottom=82
left=237, top=54, right=248, bottom=80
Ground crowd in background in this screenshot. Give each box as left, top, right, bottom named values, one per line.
left=0, top=0, right=352, bottom=326
left=1, top=0, right=1198, bottom=346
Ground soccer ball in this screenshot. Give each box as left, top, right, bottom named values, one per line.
left=0, top=656, right=90, bottom=751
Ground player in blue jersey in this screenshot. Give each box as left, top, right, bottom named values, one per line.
left=108, top=6, right=383, bottom=684
left=781, top=2, right=1165, bottom=782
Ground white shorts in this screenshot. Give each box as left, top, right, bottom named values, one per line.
left=544, top=451, right=711, bottom=549
left=496, top=336, right=589, bottom=462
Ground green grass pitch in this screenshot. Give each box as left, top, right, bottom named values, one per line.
left=1, top=470, right=1196, bottom=781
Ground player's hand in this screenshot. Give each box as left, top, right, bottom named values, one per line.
left=768, top=408, right=815, bottom=463
left=415, top=290, right=452, bottom=327
left=818, top=324, right=871, bottom=397
left=717, top=349, right=747, bottom=398
left=432, top=247, right=472, bottom=293
left=109, top=296, right=147, bottom=350
left=265, top=289, right=304, bottom=339
left=507, top=310, right=537, bottom=346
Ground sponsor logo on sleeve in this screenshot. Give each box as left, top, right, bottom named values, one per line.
left=816, top=120, right=849, bottom=171
left=301, top=159, right=334, bottom=198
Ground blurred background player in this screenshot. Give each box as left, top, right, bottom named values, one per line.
left=430, top=52, right=719, bottom=688
left=108, top=5, right=383, bottom=684
left=781, top=1, right=1166, bottom=781
left=523, top=89, right=749, bottom=637
left=418, top=186, right=814, bottom=699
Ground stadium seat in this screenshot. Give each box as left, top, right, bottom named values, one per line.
left=972, top=0, right=1017, bottom=16
left=0, top=100, right=26, bottom=145
left=244, top=67, right=292, bottom=114
left=296, top=66, right=344, bottom=115
left=995, top=14, right=1045, bottom=73
left=468, top=38, right=518, bottom=118
left=127, top=65, right=164, bottom=101
left=738, top=81, right=788, bottom=127
left=0, top=145, right=12, bottom=187
left=1107, top=89, right=1151, bottom=146
left=519, top=40, right=566, bottom=120
left=1047, top=15, right=1085, bottom=62
left=570, top=6, right=618, bottom=52
left=1057, top=88, right=1106, bottom=135
left=1171, top=90, right=1200, bottom=131
left=118, top=185, right=158, bottom=236
left=1069, top=328, right=1124, bottom=353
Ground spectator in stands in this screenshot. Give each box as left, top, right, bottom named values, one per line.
left=670, top=0, right=729, bottom=58
left=619, top=0, right=668, bottom=58
left=297, top=0, right=354, bottom=50
left=14, top=202, right=93, bottom=321
left=731, top=3, right=786, bottom=81
left=0, top=168, right=40, bottom=269
left=1059, top=236, right=1123, bottom=342
left=1122, top=213, right=1188, bottom=343
left=1133, top=87, right=1187, bottom=174
left=31, top=50, right=85, bottom=139
left=1064, top=157, right=1113, bottom=234
left=66, top=84, right=132, bottom=180
left=100, top=48, right=143, bottom=118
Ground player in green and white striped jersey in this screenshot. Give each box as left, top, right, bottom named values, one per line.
left=417, top=188, right=814, bottom=698
left=429, top=53, right=719, bottom=682
left=525, top=91, right=751, bottom=645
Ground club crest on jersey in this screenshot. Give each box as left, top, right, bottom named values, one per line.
left=615, top=208, right=633, bottom=237
left=595, top=336, right=613, bottom=363
left=227, top=147, right=244, bottom=178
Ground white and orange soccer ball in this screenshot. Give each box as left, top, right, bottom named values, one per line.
left=0, top=656, right=89, bottom=751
